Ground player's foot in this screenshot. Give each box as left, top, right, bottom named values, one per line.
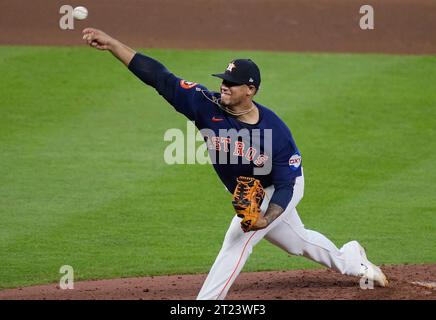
left=357, top=243, right=389, bottom=287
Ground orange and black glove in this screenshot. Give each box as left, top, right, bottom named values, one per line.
left=232, top=176, right=265, bottom=232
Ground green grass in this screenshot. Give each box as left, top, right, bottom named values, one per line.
left=0, top=46, right=435, bottom=289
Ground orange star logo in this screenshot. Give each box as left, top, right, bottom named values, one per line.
left=226, top=62, right=236, bottom=72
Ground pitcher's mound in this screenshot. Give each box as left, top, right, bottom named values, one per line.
left=0, top=264, right=434, bottom=300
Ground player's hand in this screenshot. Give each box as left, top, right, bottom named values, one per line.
left=82, top=28, right=115, bottom=50
left=248, top=215, right=268, bottom=231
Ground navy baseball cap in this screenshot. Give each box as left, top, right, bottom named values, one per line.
left=212, top=59, right=261, bottom=89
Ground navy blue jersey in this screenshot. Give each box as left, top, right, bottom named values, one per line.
left=129, top=53, right=302, bottom=209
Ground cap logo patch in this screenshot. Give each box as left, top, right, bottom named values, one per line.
left=226, top=62, right=236, bottom=72
left=249, top=78, right=254, bottom=83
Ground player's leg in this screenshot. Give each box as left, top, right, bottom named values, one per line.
left=263, top=174, right=383, bottom=280
left=197, top=175, right=305, bottom=300
left=196, top=215, right=269, bottom=300
left=263, top=174, right=362, bottom=275
left=196, top=185, right=279, bottom=300
left=264, top=207, right=363, bottom=276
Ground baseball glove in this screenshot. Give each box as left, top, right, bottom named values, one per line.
left=232, top=176, right=265, bottom=232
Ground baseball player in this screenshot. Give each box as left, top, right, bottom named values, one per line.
left=82, top=28, right=388, bottom=300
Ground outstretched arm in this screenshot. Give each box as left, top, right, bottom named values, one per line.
left=82, top=27, right=169, bottom=89
left=82, top=28, right=206, bottom=121
left=82, top=28, right=136, bottom=66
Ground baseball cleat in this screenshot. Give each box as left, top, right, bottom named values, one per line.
left=357, top=243, right=389, bottom=287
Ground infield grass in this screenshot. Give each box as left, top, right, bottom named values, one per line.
left=0, top=46, right=435, bottom=288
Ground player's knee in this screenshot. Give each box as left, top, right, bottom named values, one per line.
left=287, top=244, right=304, bottom=256
left=295, top=190, right=304, bottom=203
left=291, top=228, right=310, bottom=252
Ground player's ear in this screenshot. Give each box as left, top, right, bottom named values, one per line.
left=247, top=85, right=257, bottom=97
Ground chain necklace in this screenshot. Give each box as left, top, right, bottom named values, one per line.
left=198, top=89, right=256, bottom=117
left=218, top=101, right=256, bottom=116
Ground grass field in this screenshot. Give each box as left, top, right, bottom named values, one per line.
left=0, top=46, right=435, bottom=289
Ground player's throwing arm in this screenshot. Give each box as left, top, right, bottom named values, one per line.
left=82, top=28, right=135, bottom=66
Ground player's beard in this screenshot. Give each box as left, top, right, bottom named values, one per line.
left=220, top=98, right=231, bottom=107
left=220, top=93, right=243, bottom=109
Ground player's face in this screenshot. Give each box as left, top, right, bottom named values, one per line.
left=220, top=80, right=252, bottom=107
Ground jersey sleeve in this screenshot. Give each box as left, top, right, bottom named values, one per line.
left=128, top=52, right=211, bottom=121
left=269, top=139, right=302, bottom=209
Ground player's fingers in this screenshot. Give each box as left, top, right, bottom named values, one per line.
left=83, top=33, right=92, bottom=41
left=84, top=30, right=96, bottom=37
left=86, top=34, right=98, bottom=44
left=82, top=27, right=96, bottom=34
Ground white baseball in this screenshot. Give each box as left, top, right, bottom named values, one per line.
left=73, top=6, right=88, bottom=20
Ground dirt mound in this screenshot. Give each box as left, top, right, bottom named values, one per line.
left=0, top=264, right=434, bottom=300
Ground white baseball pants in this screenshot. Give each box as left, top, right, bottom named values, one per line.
left=197, top=173, right=364, bottom=300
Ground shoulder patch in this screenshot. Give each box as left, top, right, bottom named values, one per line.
left=289, top=153, right=302, bottom=170
left=180, top=80, right=198, bottom=89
